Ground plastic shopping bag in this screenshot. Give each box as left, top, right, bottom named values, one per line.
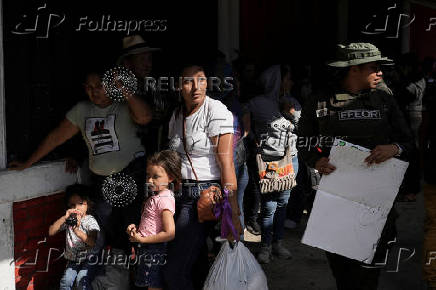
left=203, top=241, right=268, bottom=290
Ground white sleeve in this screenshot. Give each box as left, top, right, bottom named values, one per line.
left=84, top=216, right=100, bottom=233
left=206, top=100, right=234, bottom=137
left=65, top=102, right=84, bottom=126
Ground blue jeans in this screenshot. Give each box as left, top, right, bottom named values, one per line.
left=260, top=156, right=299, bottom=245
left=163, top=181, right=216, bottom=290
left=59, top=260, right=98, bottom=290
left=235, top=162, right=249, bottom=240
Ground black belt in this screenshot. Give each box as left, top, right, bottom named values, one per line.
left=178, top=179, right=221, bottom=200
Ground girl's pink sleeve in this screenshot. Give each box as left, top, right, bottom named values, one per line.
left=158, top=196, right=176, bottom=215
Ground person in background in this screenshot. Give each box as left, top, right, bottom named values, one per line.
left=421, top=56, right=436, bottom=290
left=118, top=34, right=173, bottom=154
left=275, top=65, right=308, bottom=230
left=244, top=64, right=299, bottom=264
left=232, top=54, right=264, bottom=237
left=208, top=55, right=249, bottom=240
left=216, top=76, right=250, bottom=241
left=392, top=53, right=424, bottom=202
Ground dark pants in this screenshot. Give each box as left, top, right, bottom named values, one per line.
left=244, top=154, right=261, bottom=225
left=326, top=252, right=381, bottom=290
left=287, top=155, right=310, bottom=223
left=424, top=138, right=436, bottom=184
left=326, top=209, right=397, bottom=290
left=91, top=156, right=146, bottom=252
left=163, top=182, right=216, bottom=290
left=135, top=243, right=167, bottom=288
left=243, top=137, right=261, bottom=226
left=399, top=147, right=421, bottom=195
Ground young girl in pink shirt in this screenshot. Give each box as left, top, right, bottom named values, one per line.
left=126, top=150, right=180, bottom=290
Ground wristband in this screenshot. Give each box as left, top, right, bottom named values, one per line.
left=393, top=143, right=403, bottom=157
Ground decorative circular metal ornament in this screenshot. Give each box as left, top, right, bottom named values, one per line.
left=102, top=66, right=137, bottom=102
left=102, top=172, right=138, bottom=207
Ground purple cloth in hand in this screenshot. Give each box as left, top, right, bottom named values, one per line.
left=213, top=188, right=239, bottom=241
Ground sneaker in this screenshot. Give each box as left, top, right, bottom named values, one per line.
left=272, top=240, right=292, bottom=259
left=284, top=219, right=298, bottom=229
left=246, top=221, right=261, bottom=235
left=257, top=244, right=272, bottom=264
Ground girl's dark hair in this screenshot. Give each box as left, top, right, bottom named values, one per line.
left=147, top=150, right=182, bottom=190
left=64, top=184, right=94, bottom=213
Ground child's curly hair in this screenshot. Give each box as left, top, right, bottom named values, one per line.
left=147, top=150, right=182, bottom=190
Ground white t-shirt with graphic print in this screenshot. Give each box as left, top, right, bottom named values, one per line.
left=66, top=101, right=144, bottom=176
left=168, top=96, right=234, bottom=181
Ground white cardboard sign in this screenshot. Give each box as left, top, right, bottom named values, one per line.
left=302, top=139, right=408, bottom=263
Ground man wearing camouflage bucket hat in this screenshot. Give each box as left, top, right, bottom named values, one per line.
left=327, top=43, right=393, bottom=67
left=298, top=43, right=414, bottom=290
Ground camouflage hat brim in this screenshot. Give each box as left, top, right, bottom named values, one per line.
left=327, top=43, right=393, bottom=67
left=327, top=56, right=393, bottom=67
